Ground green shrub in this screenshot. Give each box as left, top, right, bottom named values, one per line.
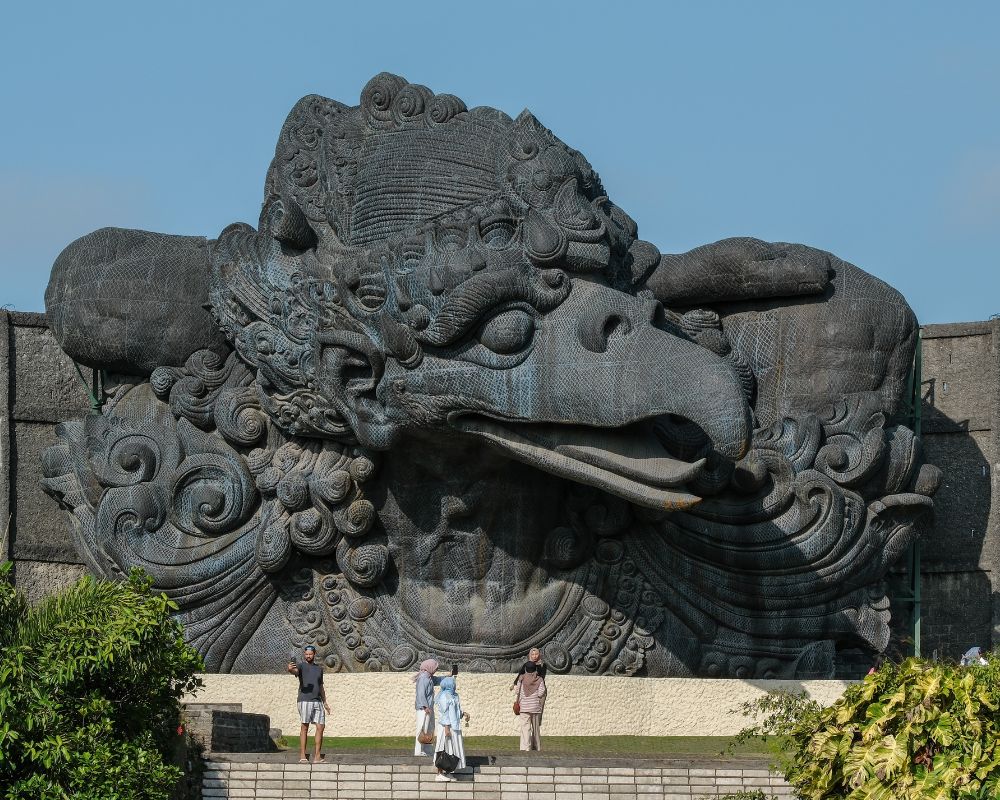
left=737, top=655, right=1000, bottom=799
left=0, top=562, right=203, bottom=800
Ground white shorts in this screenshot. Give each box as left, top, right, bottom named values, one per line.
left=298, top=700, right=326, bottom=724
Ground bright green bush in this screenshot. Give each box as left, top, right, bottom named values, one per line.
left=0, top=562, right=203, bottom=800
left=737, top=654, right=1000, bottom=799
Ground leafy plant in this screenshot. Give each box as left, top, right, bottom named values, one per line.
left=0, top=562, right=203, bottom=799
left=736, top=654, right=1000, bottom=799
left=712, top=792, right=777, bottom=800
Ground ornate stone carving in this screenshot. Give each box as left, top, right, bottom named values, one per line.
left=41, top=74, right=940, bottom=677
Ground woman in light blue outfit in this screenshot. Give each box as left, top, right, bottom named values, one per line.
left=434, top=676, right=470, bottom=779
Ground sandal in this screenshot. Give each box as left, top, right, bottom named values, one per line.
left=298, top=758, right=309, bottom=763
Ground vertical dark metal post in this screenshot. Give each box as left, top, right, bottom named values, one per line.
left=912, top=538, right=921, bottom=657
left=73, top=362, right=102, bottom=415
left=92, top=368, right=101, bottom=414
left=912, top=329, right=923, bottom=657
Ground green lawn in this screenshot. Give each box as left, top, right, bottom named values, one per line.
left=280, top=735, right=774, bottom=759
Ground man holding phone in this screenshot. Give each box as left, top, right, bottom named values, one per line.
left=287, top=645, right=330, bottom=763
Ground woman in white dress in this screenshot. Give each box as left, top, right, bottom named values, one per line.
left=434, top=676, right=470, bottom=781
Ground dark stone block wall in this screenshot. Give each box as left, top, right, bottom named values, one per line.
left=184, top=703, right=276, bottom=753
left=3, top=310, right=999, bottom=662
left=888, top=321, right=1000, bottom=661
left=0, top=311, right=88, bottom=603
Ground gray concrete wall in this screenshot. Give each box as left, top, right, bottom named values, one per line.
left=3, top=311, right=999, bottom=663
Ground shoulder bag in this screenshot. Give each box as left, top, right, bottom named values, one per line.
left=417, top=712, right=435, bottom=745
left=434, top=728, right=460, bottom=773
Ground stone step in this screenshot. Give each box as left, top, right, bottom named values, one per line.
left=202, top=753, right=795, bottom=798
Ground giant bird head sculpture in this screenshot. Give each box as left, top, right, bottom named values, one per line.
left=41, top=74, right=937, bottom=677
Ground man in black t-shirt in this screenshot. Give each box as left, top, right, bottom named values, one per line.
left=511, top=647, right=547, bottom=688
left=287, top=645, right=330, bottom=763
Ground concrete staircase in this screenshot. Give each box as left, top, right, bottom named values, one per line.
left=201, top=752, right=795, bottom=799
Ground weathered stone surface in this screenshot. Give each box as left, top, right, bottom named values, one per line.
left=184, top=703, right=276, bottom=753
left=39, top=74, right=940, bottom=677
left=2, top=311, right=91, bottom=563
left=921, top=329, right=998, bottom=434
left=0, top=313, right=87, bottom=589
left=920, top=571, right=993, bottom=660
left=11, top=319, right=92, bottom=422
left=13, top=422, right=84, bottom=562
left=917, top=321, right=1000, bottom=652
left=10, top=560, right=85, bottom=605
left=918, top=432, right=992, bottom=569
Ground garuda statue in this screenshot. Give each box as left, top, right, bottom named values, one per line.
left=41, top=74, right=940, bottom=677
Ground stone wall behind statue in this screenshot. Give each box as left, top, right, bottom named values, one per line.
left=2, top=310, right=998, bottom=663
left=887, top=321, right=1000, bottom=660
left=0, top=311, right=89, bottom=604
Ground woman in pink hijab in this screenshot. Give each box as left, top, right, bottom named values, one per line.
left=516, top=662, right=546, bottom=751
left=413, top=658, right=456, bottom=756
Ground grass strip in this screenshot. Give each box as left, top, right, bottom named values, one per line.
left=280, top=735, right=774, bottom=758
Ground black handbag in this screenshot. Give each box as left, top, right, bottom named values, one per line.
left=435, top=748, right=460, bottom=773
left=434, top=730, right=461, bottom=773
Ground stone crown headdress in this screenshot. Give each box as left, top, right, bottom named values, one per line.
left=262, top=72, right=606, bottom=249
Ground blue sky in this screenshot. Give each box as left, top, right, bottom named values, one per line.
left=1, top=1, right=997, bottom=323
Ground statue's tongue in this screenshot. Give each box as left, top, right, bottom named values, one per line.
left=453, top=416, right=704, bottom=511
left=550, top=423, right=706, bottom=488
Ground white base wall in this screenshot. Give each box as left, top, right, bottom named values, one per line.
left=188, top=673, right=850, bottom=738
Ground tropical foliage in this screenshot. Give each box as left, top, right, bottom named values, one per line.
left=0, top=562, right=203, bottom=799
left=737, top=654, right=1000, bottom=799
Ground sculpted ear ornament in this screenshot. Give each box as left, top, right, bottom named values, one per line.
left=553, top=178, right=604, bottom=237
left=524, top=208, right=568, bottom=266
left=271, top=196, right=317, bottom=250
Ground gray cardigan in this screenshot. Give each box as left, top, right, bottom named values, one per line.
left=414, top=671, right=443, bottom=710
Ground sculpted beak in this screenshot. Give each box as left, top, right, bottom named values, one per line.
left=448, top=282, right=752, bottom=510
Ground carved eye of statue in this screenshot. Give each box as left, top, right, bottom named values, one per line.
left=480, top=218, right=517, bottom=250
left=532, top=169, right=553, bottom=191
left=478, top=309, right=535, bottom=354
left=436, top=226, right=466, bottom=252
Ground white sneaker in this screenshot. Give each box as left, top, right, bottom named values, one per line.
left=435, top=774, right=453, bottom=782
